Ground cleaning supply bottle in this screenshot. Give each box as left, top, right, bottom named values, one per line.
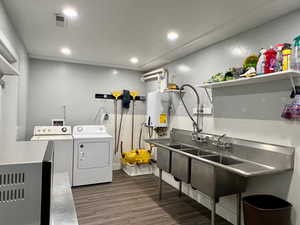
left=275, top=44, right=284, bottom=72
left=256, top=48, right=266, bottom=75
left=264, top=47, right=277, bottom=74
left=292, top=35, right=300, bottom=71
left=282, top=43, right=292, bottom=71
left=282, top=87, right=300, bottom=120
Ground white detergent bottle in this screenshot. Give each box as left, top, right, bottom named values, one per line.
left=256, top=48, right=266, bottom=75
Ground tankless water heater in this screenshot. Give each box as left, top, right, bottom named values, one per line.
left=146, top=91, right=169, bottom=128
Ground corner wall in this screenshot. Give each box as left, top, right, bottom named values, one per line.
left=27, top=59, right=147, bottom=168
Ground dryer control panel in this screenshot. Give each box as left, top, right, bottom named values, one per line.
left=73, top=125, right=108, bottom=138
left=33, top=126, right=72, bottom=136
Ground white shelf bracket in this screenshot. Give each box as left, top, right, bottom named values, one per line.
left=289, top=74, right=296, bottom=93
left=204, top=87, right=213, bottom=104
left=0, top=74, right=5, bottom=88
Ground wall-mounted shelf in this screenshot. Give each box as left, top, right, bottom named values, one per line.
left=0, top=54, right=20, bottom=88
left=198, top=71, right=300, bottom=89
left=198, top=71, right=300, bottom=103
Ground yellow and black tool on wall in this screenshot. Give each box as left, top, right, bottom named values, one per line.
left=130, top=91, right=138, bottom=150
left=112, top=91, right=122, bottom=154
left=95, top=91, right=145, bottom=155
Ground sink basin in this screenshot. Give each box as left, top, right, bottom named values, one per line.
left=191, top=158, right=247, bottom=199
left=181, top=149, right=213, bottom=157
left=203, top=155, right=243, bottom=165
left=166, top=144, right=191, bottom=149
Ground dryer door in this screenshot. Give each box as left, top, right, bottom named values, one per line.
left=78, top=141, right=110, bottom=169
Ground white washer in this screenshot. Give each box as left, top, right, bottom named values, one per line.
left=31, top=126, right=73, bottom=185
left=73, top=125, right=113, bottom=186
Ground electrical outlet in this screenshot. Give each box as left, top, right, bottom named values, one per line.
left=193, top=106, right=213, bottom=115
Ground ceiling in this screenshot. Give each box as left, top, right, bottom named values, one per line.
left=3, top=0, right=300, bottom=71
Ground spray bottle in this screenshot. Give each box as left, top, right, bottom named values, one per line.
left=292, top=35, right=300, bottom=71
left=256, top=48, right=266, bottom=75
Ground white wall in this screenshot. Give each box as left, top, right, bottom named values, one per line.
left=0, top=0, right=29, bottom=147
left=27, top=59, right=148, bottom=168
left=149, top=9, right=300, bottom=225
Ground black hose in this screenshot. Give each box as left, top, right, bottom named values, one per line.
left=116, top=107, right=126, bottom=153
left=138, top=124, right=143, bottom=149
left=121, top=141, right=123, bottom=154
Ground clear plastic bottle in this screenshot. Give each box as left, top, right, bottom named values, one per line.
left=275, top=44, right=284, bottom=72
left=256, top=48, right=266, bottom=75
left=292, top=35, right=300, bottom=71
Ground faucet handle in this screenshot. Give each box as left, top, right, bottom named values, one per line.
left=224, top=142, right=233, bottom=149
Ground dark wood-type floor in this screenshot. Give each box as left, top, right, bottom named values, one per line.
left=72, top=170, right=232, bottom=225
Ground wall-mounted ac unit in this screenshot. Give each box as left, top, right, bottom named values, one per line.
left=0, top=31, right=19, bottom=88
left=0, top=31, right=17, bottom=64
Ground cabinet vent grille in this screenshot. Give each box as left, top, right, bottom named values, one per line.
left=0, top=189, right=25, bottom=203
left=0, top=173, right=25, bottom=186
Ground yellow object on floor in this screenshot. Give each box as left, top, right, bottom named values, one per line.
left=135, top=149, right=151, bottom=164
left=122, top=149, right=151, bottom=165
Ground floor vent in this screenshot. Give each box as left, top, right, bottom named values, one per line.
left=0, top=173, right=25, bottom=186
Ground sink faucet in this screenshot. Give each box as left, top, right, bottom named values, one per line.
left=217, top=134, right=226, bottom=146
left=192, top=128, right=209, bottom=144
left=216, top=134, right=232, bottom=150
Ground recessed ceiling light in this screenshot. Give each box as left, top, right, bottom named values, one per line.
left=62, top=7, right=78, bottom=19
left=167, top=31, right=179, bottom=41
left=112, top=70, right=118, bottom=75
left=130, top=57, right=139, bottom=64
left=61, top=47, right=71, bottom=55
left=178, top=64, right=191, bottom=72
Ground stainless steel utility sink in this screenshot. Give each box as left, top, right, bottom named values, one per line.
left=203, top=155, right=243, bottom=165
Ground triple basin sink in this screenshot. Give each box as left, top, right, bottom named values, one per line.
left=146, top=129, right=295, bottom=225
left=156, top=142, right=246, bottom=199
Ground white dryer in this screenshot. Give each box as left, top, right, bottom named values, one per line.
left=73, top=125, right=113, bottom=186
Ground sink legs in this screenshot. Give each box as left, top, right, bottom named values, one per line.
left=159, top=169, right=162, bottom=200
left=236, top=193, right=241, bottom=225
left=158, top=168, right=243, bottom=225
left=211, top=198, right=216, bottom=225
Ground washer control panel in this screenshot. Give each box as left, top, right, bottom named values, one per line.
left=33, top=126, right=72, bottom=136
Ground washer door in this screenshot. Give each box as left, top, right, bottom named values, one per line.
left=78, top=141, right=110, bottom=169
